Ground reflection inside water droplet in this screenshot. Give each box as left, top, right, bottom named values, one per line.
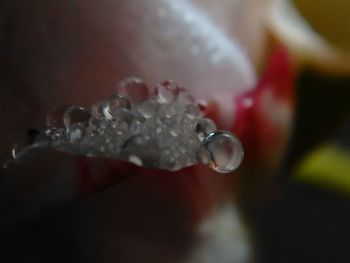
left=63, top=106, right=91, bottom=127
left=202, top=131, right=244, bottom=173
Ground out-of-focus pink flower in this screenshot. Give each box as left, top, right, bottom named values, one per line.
left=233, top=47, right=295, bottom=171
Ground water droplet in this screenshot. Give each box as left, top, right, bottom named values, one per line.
left=88, top=117, right=100, bottom=129
left=68, top=123, right=85, bottom=142
left=156, top=81, right=180, bottom=104
left=103, top=94, right=130, bottom=119
left=118, top=77, right=150, bottom=104
left=46, top=105, right=72, bottom=128
left=202, top=131, right=244, bottom=173
left=163, top=104, right=177, bottom=118
left=63, top=106, right=91, bottom=127
left=177, top=91, right=195, bottom=106
left=116, top=108, right=134, bottom=124
left=170, top=130, right=178, bottom=137
left=185, top=104, right=201, bottom=119
left=99, top=119, right=109, bottom=130
left=195, top=118, right=217, bottom=140
left=137, top=100, right=157, bottom=118
left=91, top=102, right=105, bottom=118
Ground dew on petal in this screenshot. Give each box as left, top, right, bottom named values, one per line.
left=43, top=78, right=244, bottom=173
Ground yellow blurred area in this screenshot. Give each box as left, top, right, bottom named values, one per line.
left=294, top=143, right=350, bottom=196
left=268, top=0, right=350, bottom=74
left=293, top=0, right=350, bottom=52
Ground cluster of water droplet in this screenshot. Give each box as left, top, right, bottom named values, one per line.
left=9, top=78, right=244, bottom=173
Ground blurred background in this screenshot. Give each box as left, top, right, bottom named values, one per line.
left=0, top=0, right=349, bottom=262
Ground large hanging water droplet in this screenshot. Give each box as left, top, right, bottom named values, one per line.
left=118, top=77, right=150, bottom=104
left=63, top=106, right=91, bottom=127
left=202, top=131, right=244, bottom=173
left=103, top=93, right=130, bottom=119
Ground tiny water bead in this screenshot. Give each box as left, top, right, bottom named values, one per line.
left=63, top=106, right=91, bottom=127
left=103, top=93, right=131, bottom=119
left=155, top=81, right=180, bottom=104
left=136, top=100, right=157, bottom=119
left=46, top=105, right=72, bottom=128
left=91, top=102, right=105, bottom=118
left=202, top=131, right=244, bottom=173
left=68, top=123, right=85, bottom=142
left=118, top=77, right=150, bottom=104
left=185, top=104, right=201, bottom=119
left=2, top=78, right=244, bottom=174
